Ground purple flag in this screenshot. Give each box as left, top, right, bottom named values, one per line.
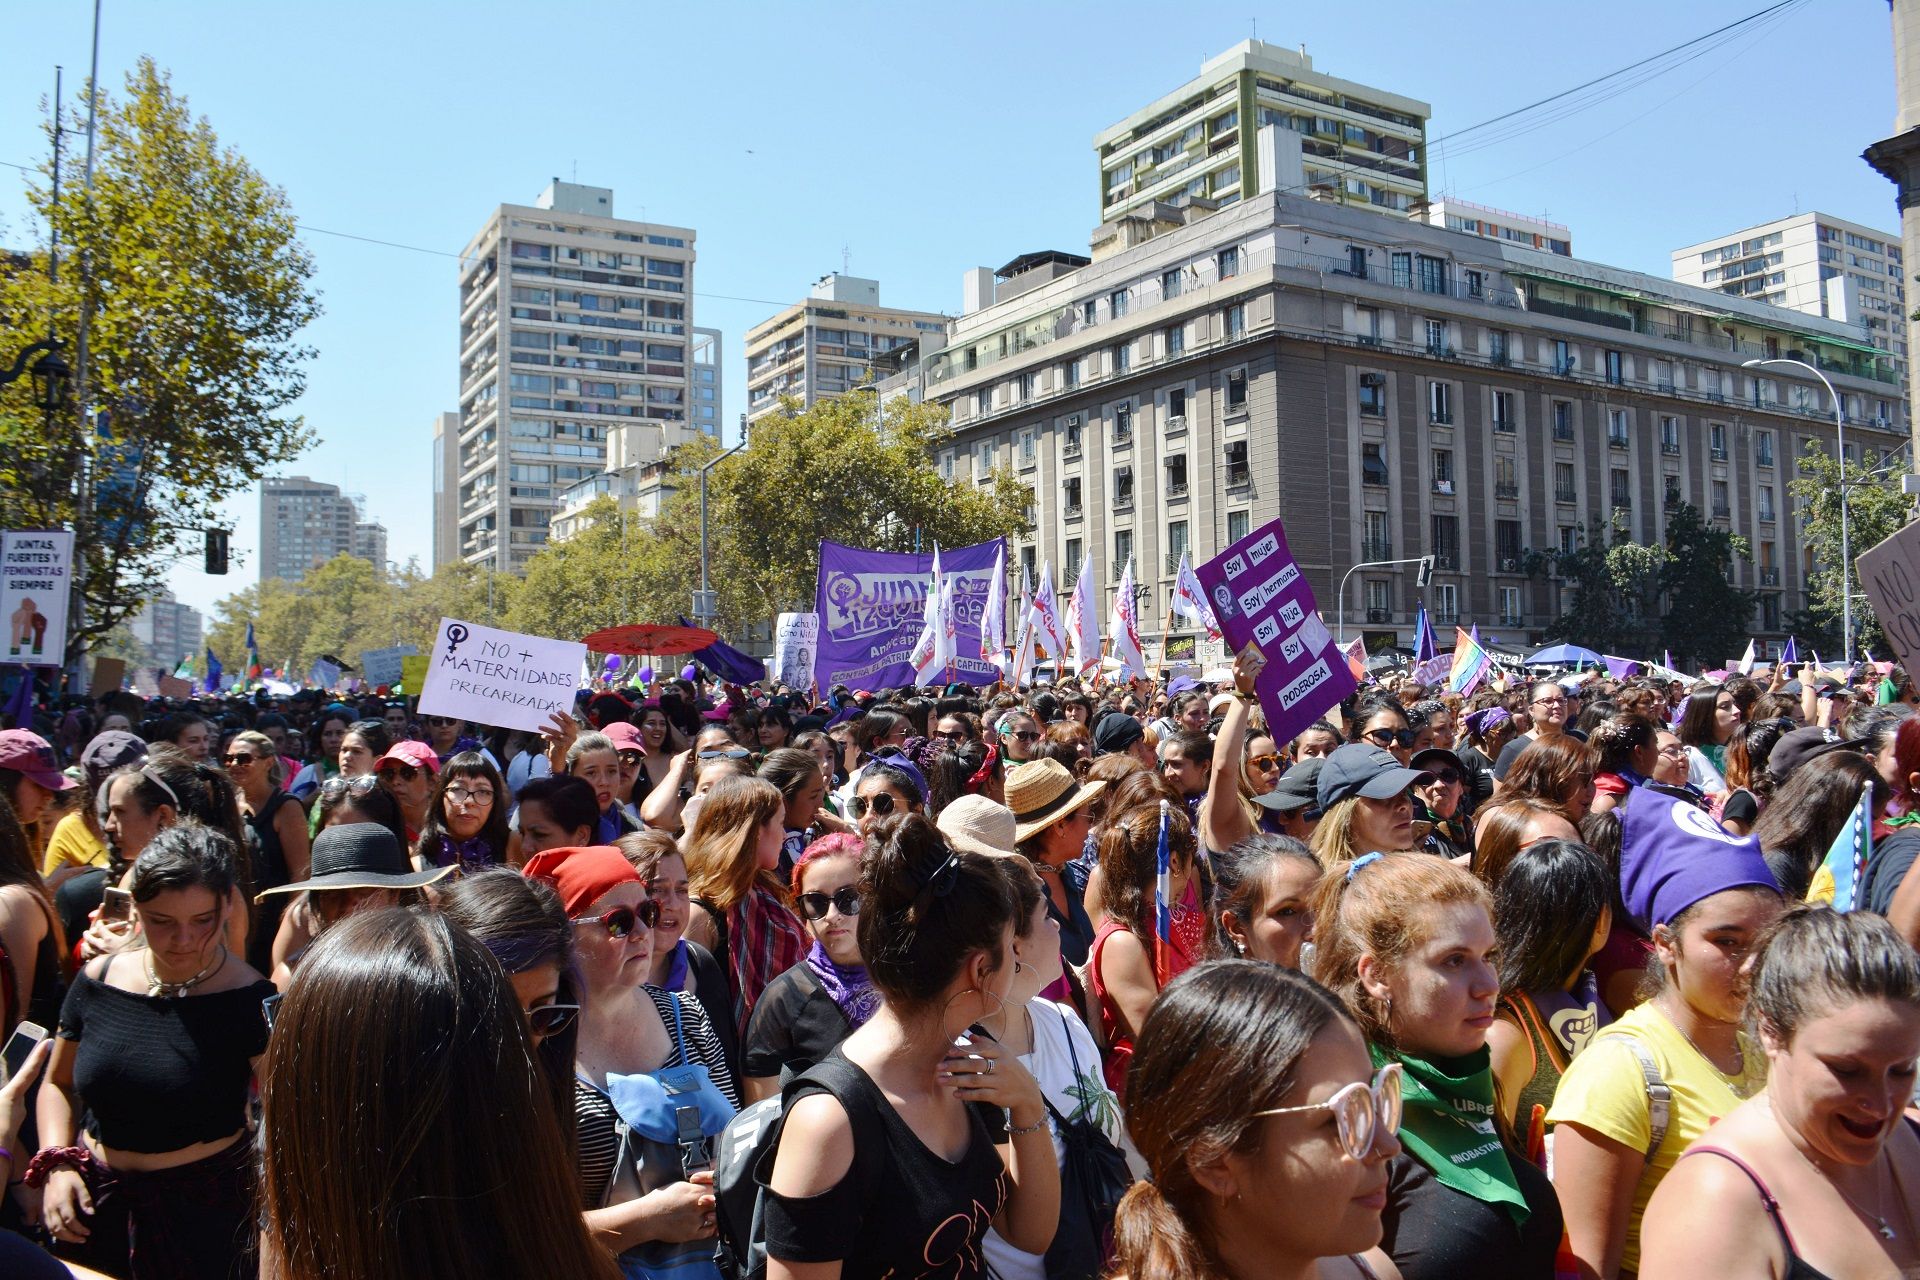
left=814, top=538, right=1007, bottom=691
left=1603, top=655, right=1640, bottom=680
left=3, top=668, right=34, bottom=729
left=1781, top=636, right=1798, bottom=665
left=678, top=617, right=767, bottom=686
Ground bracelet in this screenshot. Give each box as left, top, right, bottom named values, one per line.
left=22, top=1145, right=93, bottom=1189
left=1234, top=690, right=1256, bottom=703
left=1007, top=1115, right=1050, bottom=1137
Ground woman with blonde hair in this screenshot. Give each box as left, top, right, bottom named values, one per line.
left=1307, top=744, right=1432, bottom=868
left=223, top=729, right=308, bottom=972
left=683, top=774, right=806, bottom=1039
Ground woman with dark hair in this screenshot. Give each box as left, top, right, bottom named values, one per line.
left=1499, top=734, right=1598, bottom=825
left=758, top=746, right=843, bottom=874
left=1493, top=681, right=1573, bottom=783
left=1485, top=840, right=1612, bottom=1146
left=1109, top=961, right=1401, bottom=1280
left=437, top=868, right=583, bottom=1153
left=1639, top=907, right=1920, bottom=1279
left=286, top=706, right=351, bottom=805
left=259, top=907, right=617, bottom=1280
left=0, top=791, right=64, bottom=1039
left=848, top=755, right=927, bottom=837
left=36, top=821, right=274, bottom=1279
left=1090, top=800, right=1202, bottom=1098
left=757, top=704, right=795, bottom=753
left=261, top=825, right=443, bottom=990
left=1754, top=750, right=1883, bottom=902
left=524, top=844, right=736, bottom=1273
left=1715, top=716, right=1794, bottom=835
left=0, top=728, right=75, bottom=868
left=1208, top=833, right=1321, bottom=968
left=633, top=702, right=685, bottom=802
left=412, top=750, right=510, bottom=872
left=1588, top=713, right=1659, bottom=817
left=1470, top=796, right=1581, bottom=888
left=764, top=814, right=1059, bottom=1278
left=1349, top=698, right=1415, bottom=767
left=1308, top=851, right=1563, bottom=1279
left=336, top=719, right=391, bottom=782
left=1677, top=682, right=1742, bottom=797
left=684, top=775, right=805, bottom=1040
left=512, top=773, right=601, bottom=862
left=43, top=730, right=144, bottom=888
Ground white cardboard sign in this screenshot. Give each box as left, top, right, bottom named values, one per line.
left=1, top=530, right=73, bottom=668
left=416, top=617, right=586, bottom=734
left=772, top=612, right=819, bottom=689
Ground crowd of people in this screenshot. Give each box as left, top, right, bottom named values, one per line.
left=0, top=651, right=1916, bottom=1278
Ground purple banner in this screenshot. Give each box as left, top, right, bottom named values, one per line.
left=814, top=537, right=1007, bottom=691
left=1192, top=517, right=1358, bottom=748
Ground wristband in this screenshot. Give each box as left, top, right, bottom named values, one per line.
left=23, top=1145, right=94, bottom=1189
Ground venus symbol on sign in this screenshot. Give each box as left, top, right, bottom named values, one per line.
left=445, top=624, right=470, bottom=656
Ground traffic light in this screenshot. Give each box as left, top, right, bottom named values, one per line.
left=1416, top=555, right=1434, bottom=588
left=205, top=528, right=229, bottom=575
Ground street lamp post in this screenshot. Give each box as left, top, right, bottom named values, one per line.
left=1742, top=357, right=1851, bottom=660
left=1335, top=555, right=1434, bottom=645
left=695, top=417, right=748, bottom=625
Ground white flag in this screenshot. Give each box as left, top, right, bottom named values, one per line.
left=935, top=569, right=959, bottom=678
left=1065, top=553, right=1102, bottom=676
left=1030, top=560, right=1067, bottom=666
left=980, top=543, right=1006, bottom=669
left=1737, top=638, right=1756, bottom=676
left=908, top=545, right=945, bottom=685
left=1170, top=551, right=1222, bottom=641
left=1108, top=557, right=1148, bottom=680
left=1016, top=562, right=1032, bottom=647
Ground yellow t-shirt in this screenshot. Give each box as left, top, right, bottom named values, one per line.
left=1546, top=1001, right=1766, bottom=1274
left=41, top=811, right=107, bottom=875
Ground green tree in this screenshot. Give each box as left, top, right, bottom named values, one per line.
left=1524, top=514, right=1664, bottom=656
left=1657, top=502, right=1759, bottom=669
left=0, top=59, right=319, bottom=663
left=1787, top=448, right=1913, bottom=657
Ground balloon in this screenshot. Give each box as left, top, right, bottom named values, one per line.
left=681, top=664, right=698, bottom=681
left=603, top=655, right=621, bottom=674
left=638, top=665, right=655, bottom=684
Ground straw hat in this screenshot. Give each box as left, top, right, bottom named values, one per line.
left=1005, top=759, right=1107, bottom=845
left=937, top=795, right=1018, bottom=857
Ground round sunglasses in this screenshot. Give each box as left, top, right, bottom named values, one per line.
left=572, top=900, right=660, bottom=939
left=847, top=792, right=902, bottom=819
left=1251, top=1062, right=1403, bottom=1160
left=796, top=887, right=862, bottom=921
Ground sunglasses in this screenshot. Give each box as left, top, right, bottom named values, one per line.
left=379, top=764, right=420, bottom=782
left=848, top=792, right=899, bottom=819
left=1002, top=727, right=1042, bottom=744
left=617, top=750, right=645, bottom=767
left=1251, top=1063, right=1403, bottom=1160
left=1248, top=753, right=1282, bottom=772
left=527, top=1001, right=581, bottom=1037
left=697, top=748, right=751, bottom=761
left=318, top=775, right=380, bottom=801
left=1426, top=769, right=1462, bottom=786
left=934, top=729, right=969, bottom=743
left=424, top=716, right=460, bottom=728
left=445, top=786, right=495, bottom=806
left=1363, top=728, right=1416, bottom=749
left=222, top=753, right=257, bottom=767
left=573, top=900, right=660, bottom=938
left=796, top=887, right=863, bottom=921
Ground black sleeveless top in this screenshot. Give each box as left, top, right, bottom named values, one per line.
left=765, top=1053, right=1008, bottom=1279
left=245, top=791, right=299, bottom=972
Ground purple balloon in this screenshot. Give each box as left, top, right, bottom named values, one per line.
left=638, top=665, right=655, bottom=683
left=681, top=663, right=698, bottom=681
left=603, top=655, right=621, bottom=674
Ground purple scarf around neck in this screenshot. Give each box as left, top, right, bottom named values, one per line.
left=804, top=939, right=880, bottom=1029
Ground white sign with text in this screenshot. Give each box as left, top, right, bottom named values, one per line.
left=417, top=618, right=586, bottom=734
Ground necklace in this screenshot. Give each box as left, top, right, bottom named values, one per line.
left=1770, top=1096, right=1915, bottom=1244
left=144, top=945, right=226, bottom=999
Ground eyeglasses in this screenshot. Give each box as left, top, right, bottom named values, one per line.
left=317, top=775, right=380, bottom=802
left=1530, top=696, right=1568, bottom=708
left=222, top=753, right=257, bottom=767
left=526, top=1001, right=580, bottom=1037
left=1657, top=743, right=1688, bottom=758
left=445, top=786, right=495, bottom=806
left=1251, top=1063, right=1403, bottom=1160
left=1002, top=727, right=1042, bottom=744
left=1248, top=753, right=1282, bottom=772
left=573, top=901, right=660, bottom=939
left=1363, top=728, right=1416, bottom=749
left=848, top=792, right=898, bottom=819
left=796, top=887, right=863, bottom=921
left=379, top=764, right=420, bottom=782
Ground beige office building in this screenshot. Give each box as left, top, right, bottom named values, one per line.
left=454, top=181, right=705, bottom=572
left=258, top=476, right=387, bottom=584
left=1095, top=39, right=1429, bottom=226
left=745, top=274, right=948, bottom=424
left=933, top=171, right=1904, bottom=656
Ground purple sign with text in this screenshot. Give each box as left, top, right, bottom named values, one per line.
left=814, top=537, right=1006, bottom=692
left=1192, top=517, right=1357, bottom=746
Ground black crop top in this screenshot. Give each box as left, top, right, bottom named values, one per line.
left=57, top=969, right=274, bottom=1154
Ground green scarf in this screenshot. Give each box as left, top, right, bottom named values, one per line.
left=1372, top=1042, right=1530, bottom=1226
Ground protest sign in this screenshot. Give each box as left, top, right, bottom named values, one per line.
left=358, top=645, right=418, bottom=687
left=1860, top=519, right=1920, bottom=677
left=158, top=675, right=192, bottom=699
left=813, top=538, right=1005, bottom=691
left=416, top=618, right=585, bottom=734
left=1, top=530, right=73, bottom=668
left=772, top=613, right=819, bottom=690
left=400, top=654, right=429, bottom=692
left=89, top=657, right=125, bottom=697
left=1192, top=517, right=1357, bottom=747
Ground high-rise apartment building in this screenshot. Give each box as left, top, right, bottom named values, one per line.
left=431, top=411, right=461, bottom=568
left=745, top=275, right=948, bottom=424
left=1421, top=198, right=1571, bottom=257
left=129, top=588, right=203, bottom=669
left=259, top=476, right=387, bottom=583
left=454, top=181, right=705, bottom=572
left=1671, top=213, right=1908, bottom=374
left=1095, top=40, right=1429, bottom=226
left=934, top=176, right=1904, bottom=658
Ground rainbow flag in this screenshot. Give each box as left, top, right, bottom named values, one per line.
left=1807, top=784, right=1873, bottom=911
left=1152, top=800, right=1173, bottom=987
left=1448, top=626, right=1493, bottom=696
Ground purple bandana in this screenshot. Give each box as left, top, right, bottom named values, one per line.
left=1618, top=785, right=1778, bottom=930
left=804, top=939, right=880, bottom=1029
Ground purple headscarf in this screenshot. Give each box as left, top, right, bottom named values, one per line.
left=1618, top=785, right=1779, bottom=931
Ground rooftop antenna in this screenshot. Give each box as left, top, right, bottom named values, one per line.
left=842, top=243, right=851, bottom=275
left=571, top=159, right=578, bottom=183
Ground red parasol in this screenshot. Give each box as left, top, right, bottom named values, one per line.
left=581, top=623, right=718, bottom=656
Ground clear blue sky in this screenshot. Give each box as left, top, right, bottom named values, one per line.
left=0, top=0, right=1900, bottom=619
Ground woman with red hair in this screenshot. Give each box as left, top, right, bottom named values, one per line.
left=1865, top=714, right=1920, bottom=947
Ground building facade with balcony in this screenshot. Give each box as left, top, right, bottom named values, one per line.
left=745, top=274, right=948, bottom=424
left=1096, top=40, right=1429, bottom=227
left=1421, top=198, right=1571, bottom=257
left=454, top=181, right=706, bottom=572
left=929, top=179, right=1906, bottom=655
left=259, top=476, right=387, bottom=583
left=1672, top=212, right=1909, bottom=380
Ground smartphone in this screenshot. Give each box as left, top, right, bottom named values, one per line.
left=101, top=886, right=133, bottom=923
left=2, top=1020, right=46, bottom=1077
